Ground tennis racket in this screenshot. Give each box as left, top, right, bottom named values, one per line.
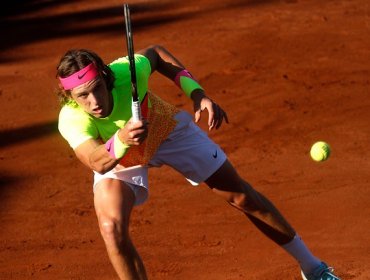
left=124, top=3, right=141, bottom=122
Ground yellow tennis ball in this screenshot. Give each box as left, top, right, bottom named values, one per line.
left=310, top=141, right=331, bottom=162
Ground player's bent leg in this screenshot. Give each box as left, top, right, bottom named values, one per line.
left=94, top=178, right=148, bottom=280
left=205, top=159, right=296, bottom=245
left=205, top=160, right=342, bottom=278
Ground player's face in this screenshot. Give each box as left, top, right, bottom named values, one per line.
left=70, top=76, right=113, bottom=118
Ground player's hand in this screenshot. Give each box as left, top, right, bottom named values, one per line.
left=118, top=118, right=148, bottom=146
left=192, top=89, right=229, bottom=130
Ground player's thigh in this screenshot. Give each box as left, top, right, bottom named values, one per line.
left=94, top=178, right=136, bottom=230
left=205, top=160, right=260, bottom=207
left=205, top=159, right=244, bottom=191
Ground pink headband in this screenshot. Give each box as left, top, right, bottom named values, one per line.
left=59, top=63, right=99, bottom=90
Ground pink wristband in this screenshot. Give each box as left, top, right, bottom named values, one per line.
left=174, top=70, right=193, bottom=88
left=105, top=131, right=130, bottom=159
left=105, top=136, right=116, bottom=159
left=174, top=69, right=203, bottom=98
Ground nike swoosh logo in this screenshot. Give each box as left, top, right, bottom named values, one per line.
left=212, top=150, right=218, bottom=158
left=106, top=140, right=112, bottom=152
left=78, top=71, right=88, bottom=79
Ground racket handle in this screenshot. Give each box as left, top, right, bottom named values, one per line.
left=131, top=100, right=141, bottom=123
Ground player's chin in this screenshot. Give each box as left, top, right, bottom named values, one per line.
left=90, top=111, right=101, bottom=118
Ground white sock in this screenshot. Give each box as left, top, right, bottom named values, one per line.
left=282, top=234, right=322, bottom=274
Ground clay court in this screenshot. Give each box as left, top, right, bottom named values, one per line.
left=1, top=0, right=369, bottom=279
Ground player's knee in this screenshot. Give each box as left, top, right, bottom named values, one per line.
left=229, top=183, right=261, bottom=212
left=99, top=219, right=117, bottom=241
left=99, top=218, right=128, bottom=247
left=229, top=192, right=247, bottom=209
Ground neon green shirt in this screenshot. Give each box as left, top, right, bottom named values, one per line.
left=58, top=54, right=151, bottom=149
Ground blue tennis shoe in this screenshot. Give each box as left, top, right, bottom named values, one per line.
left=301, top=262, right=341, bottom=280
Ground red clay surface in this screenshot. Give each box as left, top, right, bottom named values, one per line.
left=1, top=0, right=369, bottom=279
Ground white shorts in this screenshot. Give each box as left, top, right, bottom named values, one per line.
left=93, top=111, right=227, bottom=205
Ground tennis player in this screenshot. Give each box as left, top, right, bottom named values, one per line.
left=55, top=45, right=340, bottom=280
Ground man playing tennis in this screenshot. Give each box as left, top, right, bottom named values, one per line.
left=55, top=45, right=340, bottom=280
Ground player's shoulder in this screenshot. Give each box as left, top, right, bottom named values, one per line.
left=109, top=54, right=147, bottom=66
left=109, top=54, right=150, bottom=73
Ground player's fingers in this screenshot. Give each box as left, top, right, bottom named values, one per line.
left=130, top=131, right=147, bottom=145
left=215, top=107, right=229, bottom=129
left=131, top=119, right=147, bottom=130
left=215, top=104, right=223, bottom=128
left=215, top=114, right=223, bottom=130
left=128, top=127, right=145, bottom=138
left=210, top=102, right=225, bottom=130
left=195, top=110, right=201, bottom=123
left=131, top=138, right=141, bottom=145
left=208, top=109, right=215, bottom=130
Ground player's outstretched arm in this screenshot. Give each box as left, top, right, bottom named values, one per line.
left=138, top=45, right=228, bottom=130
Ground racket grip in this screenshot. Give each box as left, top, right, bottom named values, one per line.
left=131, top=100, right=141, bottom=123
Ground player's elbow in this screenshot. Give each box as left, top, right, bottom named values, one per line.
left=148, top=44, right=165, bottom=53
left=147, top=44, right=169, bottom=62
left=91, top=164, right=106, bottom=175
left=89, top=159, right=112, bottom=175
